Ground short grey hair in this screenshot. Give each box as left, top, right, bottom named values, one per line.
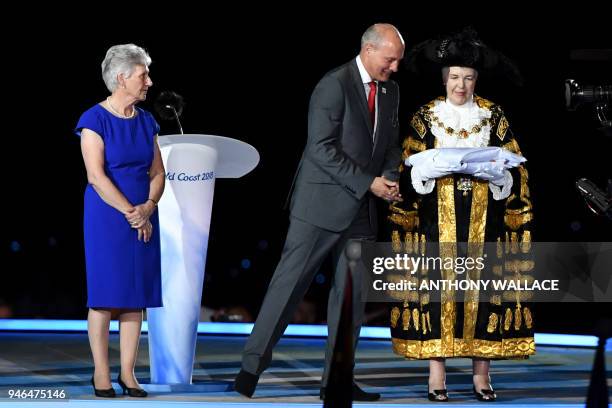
left=101, top=44, right=151, bottom=92
left=361, top=25, right=384, bottom=48
left=442, top=66, right=479, bottom=83
left=361, top=24, right=403, bottom=49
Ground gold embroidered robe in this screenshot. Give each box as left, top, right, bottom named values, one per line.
left=388, top=96, right=535, bottom=359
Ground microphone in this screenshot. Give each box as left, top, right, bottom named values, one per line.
left=165, top=104, right=184, bottom=134
left=154, top=91, right=185, bottom=134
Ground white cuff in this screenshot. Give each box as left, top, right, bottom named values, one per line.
left=489, top=170, right=513, bottom=200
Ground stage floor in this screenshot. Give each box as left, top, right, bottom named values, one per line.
left=0, top=332, right=609, bottom=406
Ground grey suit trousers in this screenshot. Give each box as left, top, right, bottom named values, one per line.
left=240, top=200, right=374, bottom=386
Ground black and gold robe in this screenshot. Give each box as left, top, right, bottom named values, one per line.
left=388, top=96, right=535, bottom=359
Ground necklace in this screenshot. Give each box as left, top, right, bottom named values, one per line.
left=106, top=97, right=135, bottom=119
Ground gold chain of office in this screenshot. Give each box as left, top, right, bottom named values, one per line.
left=429, top=114, right=490, bottom=139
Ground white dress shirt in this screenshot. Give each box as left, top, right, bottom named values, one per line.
left=356, top=55, right=378, bottom=135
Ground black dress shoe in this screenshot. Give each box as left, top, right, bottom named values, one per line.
left=91, top=376, right=116, bottom=398
left=234, top=369, right=259, bottom=398
left=352, top=383, right=381, bottom=401
left=473, top=386, right=497, bottom=401
left=428, top=388, right=449, bottom=402
left=319, top=382, right=381, bottom=401
left=117, top=375, right=148, bottom=397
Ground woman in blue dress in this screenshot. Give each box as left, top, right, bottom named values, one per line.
left=76, top=44, right=165, bottom=398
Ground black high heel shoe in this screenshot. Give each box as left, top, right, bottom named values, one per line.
left=473, top=386, right=497, bottom=401
left=117, top=375, right=148, bottom=397
left=427, top=388, right=449, bottom=402
left=91, top=376, right=116, bottom=398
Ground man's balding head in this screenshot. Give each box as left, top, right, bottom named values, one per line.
left=360, top=24, right=405, bottom=82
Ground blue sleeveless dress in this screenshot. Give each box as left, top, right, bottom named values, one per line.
left=76, top=104, right=162, bottom=308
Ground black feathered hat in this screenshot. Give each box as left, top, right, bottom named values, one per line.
left=405, top=26, right=523, bottom=86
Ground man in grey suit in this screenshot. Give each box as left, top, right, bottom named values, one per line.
left=234, top=23, right=405, bottom=401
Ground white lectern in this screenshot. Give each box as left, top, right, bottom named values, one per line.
left=147, top=134, right=259, bottom=385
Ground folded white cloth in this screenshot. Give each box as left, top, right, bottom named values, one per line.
left=463, top=160, right=506, bottom=180
left=406, top=147, right=524, bottom=198
left=407, top=147, right=525, bottom=170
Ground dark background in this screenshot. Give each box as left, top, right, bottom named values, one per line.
left=2, top=11, right=611, bottom=334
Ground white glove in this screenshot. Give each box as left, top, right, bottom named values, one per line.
left=489, top=169, right=513, bottom=200
left=410, top=165, right=436, bottom=194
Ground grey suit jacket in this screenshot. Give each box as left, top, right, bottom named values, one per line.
left=289, top=59, right=401, bottom=232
